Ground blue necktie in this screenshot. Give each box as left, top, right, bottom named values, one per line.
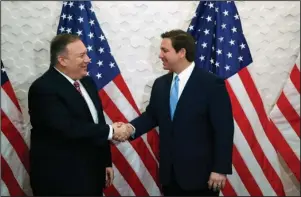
left=170, top=75, right=179, bottom=120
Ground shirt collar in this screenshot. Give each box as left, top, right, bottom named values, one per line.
left=172, top=61, right=195, bottom=82
left=54, top=67, right=80, bottom=85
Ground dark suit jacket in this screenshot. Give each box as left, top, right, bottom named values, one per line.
left=131, top=65, right=234, bottom=190
left=28, top=67, right=111, bottom=195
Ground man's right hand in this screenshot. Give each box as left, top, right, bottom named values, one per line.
left=112, top=122, right=133, bottom=142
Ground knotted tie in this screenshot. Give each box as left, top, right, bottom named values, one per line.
left=73, top=81, right=82, bottom=96
left=170, top=75, right=179, bottom=120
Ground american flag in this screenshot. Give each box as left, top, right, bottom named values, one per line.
left=267, top=54, right=300, bottom=192
left=2, top=1, right=299, bottom=196
left=56, top=1, right=161, bottom=196
left=187, top=1, right=292, bottom=196
left=1, top=60, right=32, bottom=196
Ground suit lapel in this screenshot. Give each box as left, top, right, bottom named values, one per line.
left=164, top=72, right=174, bottom=121
left=80, top=77, right=101, bottom=113
left=172, top=66, right=199, bottom=121
left=50, top=67, right=93, bottom=120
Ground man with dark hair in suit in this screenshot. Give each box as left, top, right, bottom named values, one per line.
left=28, top=34, right=129, bottom=196
left=123, top=29, right=235, bottom=196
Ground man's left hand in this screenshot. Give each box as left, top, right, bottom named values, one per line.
left=208, top=172, right=227, bottom=191
left=105, top=167, right=114, bottom=187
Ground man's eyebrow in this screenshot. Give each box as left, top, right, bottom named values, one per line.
left=79, top=51, right=87, bottom=55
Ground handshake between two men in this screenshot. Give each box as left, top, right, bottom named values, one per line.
left=111, top=122, right=134, bottom=142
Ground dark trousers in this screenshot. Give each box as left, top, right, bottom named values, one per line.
left=31, top=180, right=104, bottom=196
left=162, top=167, right=219, bottom=196
left=32, top=188, right=103, bottom=196
left=32, top=189, right=103, bottom=196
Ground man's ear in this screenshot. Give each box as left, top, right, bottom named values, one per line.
left=57, top=55, right=66, bottom=67
left=179, top=48, right=186, bottom=59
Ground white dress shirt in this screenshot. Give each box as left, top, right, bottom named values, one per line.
left=54, top=67, right=113, bottom=140
left=131, top=62, right=195, bottom=137
left=171, top=61, right=195, bottom=99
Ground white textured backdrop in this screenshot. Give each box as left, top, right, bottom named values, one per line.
left=1, top=1, right=300, bottom=195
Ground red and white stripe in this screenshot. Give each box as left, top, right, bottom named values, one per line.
left=100, top=74, right=161, bottom=196
left=1, top=71, right=161, bottom=196
left=267, top=58, right=300, bottom=193
left=1, top=77, right=32, bottom=196
left=3, top=58, right=298, bottom=196
left=220, top=67, right=285, bottom=196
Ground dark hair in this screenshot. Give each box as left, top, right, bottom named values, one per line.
left=50, top=34, right=81, bottom=67
left=161, top=29, right=195, bottom=62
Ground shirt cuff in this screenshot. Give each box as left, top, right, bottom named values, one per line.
left=129, top=124, right=136, bottom=138
left=108, top=125, right=113, bottom=140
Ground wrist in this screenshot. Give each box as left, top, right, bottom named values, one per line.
left=108, top=125, right=114, bottom=140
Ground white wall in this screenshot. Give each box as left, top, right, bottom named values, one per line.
left=1, top=1, right=300, bottom=195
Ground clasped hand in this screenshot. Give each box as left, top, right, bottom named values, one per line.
left=112, top=122, right=134, bottom=142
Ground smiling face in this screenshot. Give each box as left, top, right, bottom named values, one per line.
left=159, top=38, right=185, bottom=72
left=58, top=39, right=91, bottom=80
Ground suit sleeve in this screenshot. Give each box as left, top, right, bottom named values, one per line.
left=105, top=142, right=112, bottom=167
left=85, top=76, right=112, bottom=167
left=130, top=79, right=159, bottom=139
left=97, top=92, right=112, bottom=168
left=28, top=82, right=110, bottom=146
left=208, top=78, right=234, bottom=175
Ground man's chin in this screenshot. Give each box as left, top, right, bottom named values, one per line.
left=78, top=71, right=88, bottom=79
left=163, top=66, right=174, bottom=72
left=162, top=64, right=170, bottom=70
